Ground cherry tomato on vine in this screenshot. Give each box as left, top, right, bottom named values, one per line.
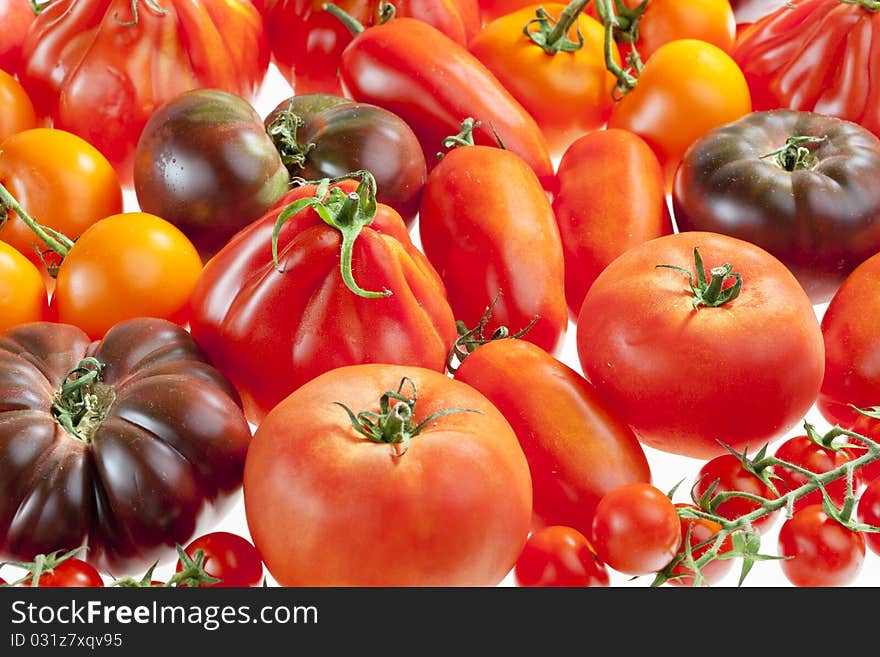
left=52, top=212, right=203, bottom=340
left=666, top=504, right=733, bottom=587
left=0, top=70, right=36, bottom=144
left=514, top=526, right=610, bottom=587
left=0, top=241, right=48, bottom=332
left=847, top=414, right=880, bottom=485
left=857, top=479, right=880, bottom=557
left=24, top=558, right=104, bottom=588
left=590, top=482, right=680, bottom=576
left=608, top=38, right=752, bottom=187
left=777, top=504, right=865, bottom=587
left=176, top=532, right=264, bottom=588
left=773, top=434, right=861, bottom=514
left=692, top=453, right=780, bottom=533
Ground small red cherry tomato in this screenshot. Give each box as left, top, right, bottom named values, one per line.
left=514, top=525, right=609, bottom=587
left=176, top=532, right=264, bottom=588
left=857, top=479, right=880, bottom=558
left=667, top=503, right=733, bottom=587
left=692, top=453, right=780, bottom=533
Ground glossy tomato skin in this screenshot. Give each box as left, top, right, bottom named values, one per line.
left=134, top=89, right=290, bottom=261
left=553, top=128, right=672, bottom=317
left=189, top=180, right=457, bottom=425
left=177, top=532, right=264, bottom=588
left=244, top=364, right=532, bottom=586
left=0, top=128, right=122, bottom=262
left=338, top=18, right=554, bottom=187
left=0, top=319, right=251, bottom=572
left=773, top=435, right=860, bottom=514
left=264, top=94, right=427, bottom=226
left=820, top=252, right=880, bottom=428
left=846, top=415, right=880, bottom=485
left=468, top=4, right=619, bottom=158
left=52, top=212, right=204, bottom=340
left=577, top=231, right=824, bottom=459
left=692, top=454, right=780, bottom=533
left=733, top=0, right=880, bottom=138
left=264, top=0, right=480, bottom=96
left=777, top=504, right=865, bottom=587
left=590, top=483, right=681, bottom=576
left=0, top=70, right=36, bottom=143
left=29, top=559, right=104, bottom=588
left=857, top=479, right=880, bottom=557
left=608, top=38, right=752, bottom=188
left=454, top=338, right=651, bottom=538
left=0, top=242, right=49, bottom=332
left=673, top=110, right=880, bottom=305
left=667, top=503, right=733, bottom=587
left=514, top=526, right=610, bottom=587
left=19, top=0, right=270, bottom=184
left=419, top=146, right=567, bottom=354
left=0, top=0, right=35, bottom=75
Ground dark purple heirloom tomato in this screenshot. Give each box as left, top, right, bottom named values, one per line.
left=673, top=109, right=880, bottom=304
left=0, top=318, right=251, bottom=573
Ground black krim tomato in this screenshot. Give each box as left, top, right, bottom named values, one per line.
left=673, top=109, right=880, bottom=304
left=0, top=318, right=251, bottom=573
left=134, top=88, right=291, bottom=261
left=264, top=93, right=427, bottom=227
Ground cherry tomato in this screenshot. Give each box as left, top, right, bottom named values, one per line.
left=0, top=128, right=123, bottom=263
left=176, top=532, right=264, bottom=588
left=0, top=241, right=48, bottom=332
left=692, top=453, right=780, bottom=533
left=847, top=414, right=880, bottom=485
left=0, top=70, right=36, bottom=144
left=514, top=526, right=610, bottom=587
left=773, top=435, right=861, bottom=514
left=27, top=558, right=104, bottom=588
left=667, top=503, right=733, bottom=587
left=52, top=212, right=203, bottom=339
left=857, top=479, right=880, bottom=557
left=608, top=38, right=752, bottom=188
left=590, top=482, right=681, bottom=576
left=777, top=504, right=865, bottom=587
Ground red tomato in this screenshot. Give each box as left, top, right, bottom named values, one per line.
left=692, top=453, right=780, bottom=533
left=667, top=504, right=733, bottom=587
left=772, top=434, right=861, bottom=514
left=553, top=128, right=673, bottom=317
left=52, top=212, right=204, bottom=339
left=857, top=479, right=880, bottom=557
left=591, top=482, right=681, bottom=576
left=0, top=241, right=48, bottom=332
left=468, top=4, right=619, bottom=157
left=514, top=526, right=610, bottom=587
left=19, top=0, right=269, bottom=184
left=418, top=143, right=567, bottom=354
left=608, top=38, right=752, bottom=188
left=846, top=414, right=880, bottom=485
left=0, top=0, right=35, bottom=75
left=0, top=70, right=36, bottom=144
left=243, top=364, right=533, bottom=586
left=176, top=532, right=264, bottom=588
left=733, top=0, right=880, bottom=139
left=777, top=504, right=865, bottom=587
left=576, top=231, right=824, bottom=459
left=820, top=251, right=880, bottom=428
left=23, top=557, right=104, bottom=588
left=453, top=337, right=651, bottom=538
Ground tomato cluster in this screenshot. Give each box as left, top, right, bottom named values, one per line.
left=2, top=0, right=880, bottom=591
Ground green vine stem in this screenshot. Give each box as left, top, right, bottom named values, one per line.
left=656, top=247, right=743, bottom=310
left=334, top=377, right=481, bottom=456
left=759, top=135, right=827, bottom=172
left=652, top=413, right=880, bottom=587
left=0, top=546, right=89, bottom=587
left=0, top=181, right=75, bottom=263
left=271, top=170, right=392, bottom=299
left=112, top=546, right=220, bottom=587
left=523, top=0, right=591, bottom=54
left=593, top=0, right=644, bottom=97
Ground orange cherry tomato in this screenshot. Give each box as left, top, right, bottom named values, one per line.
left=607, top=38, right=752, bottom=188
left=0, top=240, right=48, bottom=332
left=52, top=212, right=203, bottom=339
left=0, top=69, right=36, bottom=143
left=469, top=3, right=620, bottom=156
left=0, top=128, right=123, bottom=262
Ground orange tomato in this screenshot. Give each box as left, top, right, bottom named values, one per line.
left=0, top=240, right=48, bottom=332
left=52, top=212, right=203, bottom=339
left=0, top=69, right=36, bottom=143
left=607, top=39, right=752, bottom=187
left=469, top=4, right=620, bottom=156
left=0, top=128, right=122, bottom=260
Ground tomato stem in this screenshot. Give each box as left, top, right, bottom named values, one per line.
left=0, top=182, right=74, bottom=260
left=523, top=0, right=590, bottom=54
left=594, top=0, right=641, bottom=97
left=841, top=0, right=880, bottom=13
left=760, top=135, right=827, bottom=171
left=323, top=2, right=366, bottom=34
left=265, top=101, right=316, bottom=172
left=656, top=247, right=742, bottom=310
left=0, top=546, right=89, bottom=588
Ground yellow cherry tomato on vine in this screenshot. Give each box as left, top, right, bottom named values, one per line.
left=0, top=241, right=48, bottom=332
left=52, top=212, right=203, bottom=339
left=607, top=38, right=751, bottom=188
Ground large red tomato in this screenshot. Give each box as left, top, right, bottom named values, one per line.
left=244, top=364, right=532, bottom=586
left=18, top=0, right=269, bottom=185
left=577, top=231, right=824, bottom=459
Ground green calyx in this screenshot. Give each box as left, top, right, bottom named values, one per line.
left=334, top=377, right=480, bottom=457
left=51, top=357, right=114, bottom=444
left=760, top=135, right=827, bottom=172
left=656, top=247, right=742, bottom=311
left=117, top=0, right=168, bottom=27
left=524, top=0, right=590, bottom=54
left=271, top=171, right=392, bottom=299
left=265, top=101, right=315, bottom=172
